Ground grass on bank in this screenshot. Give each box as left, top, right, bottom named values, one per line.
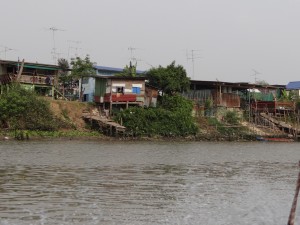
left=1, top=129, right=102, bottom=140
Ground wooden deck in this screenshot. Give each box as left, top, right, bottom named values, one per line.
left=82, top=112, right=126, bottom=136
left=260, top=113, right=299, bottom=137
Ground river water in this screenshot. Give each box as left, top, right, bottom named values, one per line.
left=0, top=140, right=300, bottom=225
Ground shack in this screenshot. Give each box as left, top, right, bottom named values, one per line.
left=81, top=75, right=146, bottom=114
left=184, top=79, right=284, bottom=114
left=0, top=59, right=60, bottom=97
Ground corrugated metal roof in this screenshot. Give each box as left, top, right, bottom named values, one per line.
left=22, top=65, right=59, bottom=70
left=82, top=74, right=146, bottom=80
left=286, top=81, right=300, bottom=90
left=0, top=60, right=60, bottom=69
left=93, top=65, right=145, bottom=74
left=94, top=65, right=123, bottom=72
left=190, top=80, right=284, bottom=90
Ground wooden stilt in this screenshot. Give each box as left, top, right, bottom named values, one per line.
left=287, top=161, right=300, bottom=225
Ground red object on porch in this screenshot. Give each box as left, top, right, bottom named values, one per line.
left=103, top=93, right=137, bottom=102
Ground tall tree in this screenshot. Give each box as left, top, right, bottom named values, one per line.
left=146, top=61, right=190, bottom=95
left=70, top=55, right=96, bottom=78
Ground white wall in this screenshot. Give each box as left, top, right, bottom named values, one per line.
left=81, top=77, right=95, bottom=102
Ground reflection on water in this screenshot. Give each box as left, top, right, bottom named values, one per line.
left=0, top=141, right=300, bottom=224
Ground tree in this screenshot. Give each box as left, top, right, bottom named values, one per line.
left=58, top=58, right=70, bottom=82
left=256, top=80, right=269, bottom=86
left=57, top=58, right=71, bottom=97
left=146, top=61, right=190, bottom=95
left=117, top=61, right=137, bottom=77
left=70, top=55, right=96, bottom=78
left=70, top=55, right=96, bottom=100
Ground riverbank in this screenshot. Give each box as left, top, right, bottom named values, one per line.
left=0, top=128, right=293, bottom=142
left=0, top=98, right=294, bottom=142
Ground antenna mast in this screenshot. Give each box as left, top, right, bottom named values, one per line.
left=252, top=69, right=260, bottom=84
left=128, top=46, right=138, bottom=64
left=67, top=40, right=81, bottom=59
left=187, top=49, right=201, bottom=79
left=48, top=27, right=65, bottom=64
left=0, top=46, right=16, bottom=59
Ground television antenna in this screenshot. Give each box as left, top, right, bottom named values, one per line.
left=128, top=46, right=142, bottom=64
left=251, top=69, right=260, bottom=84
left=141, top=60, right=154, bottom=68
left=128, top=46, right=136, bottom=59
left=67, top=40, right=81, bottom=59
left=186, top=49, right=201, bottom=79
left=0, top=45, right=17, bottom=59
left=47, top=26, right=65, bottom=64
left=52, top=51, right=64, bottom=61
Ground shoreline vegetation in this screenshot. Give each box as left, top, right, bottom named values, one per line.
left=0, top=84, right=294, bottom=142
left=0, top=129, right=291, bottom=142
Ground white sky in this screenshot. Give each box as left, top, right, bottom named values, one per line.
left=1, top=0, right=300, bottom=85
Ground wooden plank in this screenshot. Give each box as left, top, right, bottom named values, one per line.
left=16, top=59, right=25, bottom=82
left=82, top=113, right=126, bottom=131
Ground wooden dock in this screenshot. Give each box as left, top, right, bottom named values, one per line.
left=82, top=112, right=126, bottom=136
left=260, top=113, right=299, bottom=136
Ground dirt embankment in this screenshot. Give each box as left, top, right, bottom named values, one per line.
left=48, top=100, right=287, bottom=140
left=49, top=100, right=91, bottom=131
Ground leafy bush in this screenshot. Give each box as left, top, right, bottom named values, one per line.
left=0, top=84, right=59, bottom=131
left=115, top=94, right=198, bottom=137
left=223, top=111, right=240, bottom=125
left=159, top=94, right=193, bottom=113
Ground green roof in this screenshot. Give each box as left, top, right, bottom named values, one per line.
left=22, top=64, right=59, bottom=71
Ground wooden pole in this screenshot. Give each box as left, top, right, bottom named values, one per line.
left=287, top=161, right=300, bottom=225
left=16, top=59, right=25, bottom=82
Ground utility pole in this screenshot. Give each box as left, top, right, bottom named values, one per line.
left=187, top=49, right=201, bottom=79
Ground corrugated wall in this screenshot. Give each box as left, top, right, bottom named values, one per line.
left=95, top=78, right=107, bottom=97
left=183, top=89, right=213, bottom=105
left=217, top=93, right=241, bottom=108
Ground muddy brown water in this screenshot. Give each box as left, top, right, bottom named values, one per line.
left=0, top=140, right=300, bottom=225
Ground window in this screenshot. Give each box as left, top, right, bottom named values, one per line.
left=132, top=87, right=141, bottom=94
left=116, top=87, right=124, bottom=93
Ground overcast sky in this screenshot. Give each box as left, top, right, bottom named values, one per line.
left=1, top=0, right=300, bottom=84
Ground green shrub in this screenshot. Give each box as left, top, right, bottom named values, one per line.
left=0, top=84, right=59, bottom=131
left=115, top=94, right=198, bottom=137
left=223, top=111, right=240, bottom=125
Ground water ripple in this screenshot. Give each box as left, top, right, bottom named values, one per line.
left=0, top=141, right=299, bottom=224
